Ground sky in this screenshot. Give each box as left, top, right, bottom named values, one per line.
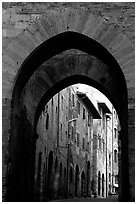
left=77, top=83, right=113, bottom=112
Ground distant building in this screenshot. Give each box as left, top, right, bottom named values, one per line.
left=35, top=85, right=119, bottom=201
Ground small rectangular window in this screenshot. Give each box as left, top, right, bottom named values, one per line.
left=98, top=135, right=101, bottom=150
left=88, top=114, right=90, bottom=126
left=114, top=128, right=117, bottom=138
left=72, top=126, right=75, bottom=141
left=61, top=96, right=63, bottom=110
left=72, top=93, right=74, bottom=106
left=115, top=175, right=118, bottom=184
left=77, top=101, right=80, bottom=115
left=46, top=113, right=49, bottom=130
left=61, top=123, right=63, bottom=141
left=83, top=108, right=85, bottom=119
left=82, top=138, right=85, bottom=150
left=114, top=150, right=118, bottom=163
left=109, top=154, right=111, bottom=166
left=77, top=132, right=80, bottom=147
left=103, top=139, right=105, bottom=152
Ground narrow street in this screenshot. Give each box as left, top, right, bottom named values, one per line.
left=50, top=196, right=118, bottom=202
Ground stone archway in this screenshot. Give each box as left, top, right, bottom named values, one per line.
left=2, top=5, right=134, bottom=201
left=5, top=31, right=129, bottom=202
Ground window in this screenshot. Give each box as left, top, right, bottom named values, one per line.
left=109, top=173, right=111, bottom=184
left=103, top=114, right=105, bottom=129
left=83, top=108, right=85, bottom=119
left=88, top=113, right=90, bottom=126
left=102, top=174, right=104, bottom=197
left=82, top=138, right=85, bottom=150
left=77, top=101, right=80, bottom=115
left=109, top=154, right=111, bottom=166
left=72, top=126, right=75, bottom=141
left=87, top=142, right=90, bottom=153
left=46, top=113, right=49, bottom=130
left=103, top=139, right=105, bottom=152
left=114, top=128, right=117, bottom=138
left=52, top=98, right=53, bottom=106
left=61, top=96, right=63, bottom=110
left=77, top=132, right=80, bottom=147
left=98, top=171, right=101, bottom=196
left=114, top=149, right=117, bottom=163
left=72, top=93, right=74, bottom=106
left=115, top=175, right=118, bottom=184
left=61, top=123, right=63, bottom=141
left=98, top=135, right=101, bottom=150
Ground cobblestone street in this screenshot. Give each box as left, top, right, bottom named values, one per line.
left=50, top=196, right=118, bottom=202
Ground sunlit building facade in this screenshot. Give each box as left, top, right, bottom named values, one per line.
left=35, top=85, right=119, bottom=201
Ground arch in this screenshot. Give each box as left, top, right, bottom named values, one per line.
left=34, top=74, right=121, bottom=129
left=81, top=171, right=86, bottom=197
left=12, top=31, right=127, bottom=114
left=102, top=174, right=105, bottom=197
left=86, top=161, right=90, bottom=197
left=98, top=171, right=101, bottom=196
left=75, top=165, right=80, bottom=197
left=7, top=31, right=129, bottom=202
left=47, top=151, right=54, bottom=200
left=69, top=166, right=74, bottom=197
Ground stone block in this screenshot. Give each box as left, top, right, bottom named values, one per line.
left=15, top=21, right=29, bottom=30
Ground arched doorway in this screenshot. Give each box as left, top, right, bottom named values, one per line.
left=7, top=31, right=129, bottom=201
left=47, top=151, right=54, bottom=200
left=36, top=152, right=42, bottom=201
left=63, top=167, right=67, bottom=198
left=86, top=161, right=90, bottom=197
left=75, top=165, right=80, bottom=197
left=81, top=171, right=86, bottom=197
left=98, top=171, right=101, bottom=196
left=102, top=174, right=105, bottom=197
left=69, top=166, right=74, bottom=198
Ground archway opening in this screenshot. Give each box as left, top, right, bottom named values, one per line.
left=75, top=165, right=80, bottom=197
left=7, top=31, right=129, bottom=201
left=36, top=83, right=120, bottom=201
